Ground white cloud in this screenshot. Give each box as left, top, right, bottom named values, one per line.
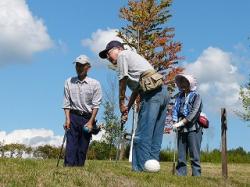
left=0, top=0, right=53, bottom=65
left=184, top=47, right=243, bottom=112
left=0, top=129, right=62, bottom=147
left=81, top=28, right=135, bottom=70
left=0, top=128, right=105, bottom=148
left=81, top=28, right=123, bottom=55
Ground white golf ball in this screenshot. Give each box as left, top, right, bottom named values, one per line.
left=144, top=159, right=160, bottom=172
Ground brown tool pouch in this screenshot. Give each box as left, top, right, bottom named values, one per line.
left=139, top=69, right=163, bottom=93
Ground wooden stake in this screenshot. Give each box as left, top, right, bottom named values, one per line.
left=221, top=108, right=228, bottom=179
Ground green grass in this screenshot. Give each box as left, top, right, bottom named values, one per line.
left=0, top=158, right=249, bottom=187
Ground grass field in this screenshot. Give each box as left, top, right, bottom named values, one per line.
left=0, top=158, right=249, bottom=187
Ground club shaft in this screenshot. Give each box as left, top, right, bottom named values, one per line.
left=57, top=131, right=67, bottom=167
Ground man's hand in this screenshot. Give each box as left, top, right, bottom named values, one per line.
left=119, top=102, right=128, bottom=114
left=172, top=120, right=185, bottom=131
left=64, top=109, right=71, bottom=130
left=64, top=120, right=70, bottom=130
left=120, top=103, right=128, bottom=124
left=85, top=120, right=94, bottom=132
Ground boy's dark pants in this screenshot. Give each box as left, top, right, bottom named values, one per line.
left=64, top=113, right=91, bottom=166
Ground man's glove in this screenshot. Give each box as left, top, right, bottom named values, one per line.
left=172, top=120, right=185, bottom=131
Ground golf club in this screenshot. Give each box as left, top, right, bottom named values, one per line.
left=172, top=131, right=177, bottom=175
left=129, top=102, right=138, bottom=162
left=56, top=129, right=67, bottom=167
left=116, top=119, right=125, bottom=162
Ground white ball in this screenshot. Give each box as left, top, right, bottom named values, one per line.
left=144, top=159, right=160, bottom=172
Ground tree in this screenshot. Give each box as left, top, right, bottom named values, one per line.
left=34, top=145, right=60, bottom=159
left=3, top=143, right=25, bottom=158
left=87, top=141, right=116, bottom=160
left=102, top=76, right=122, bottom=159
left=13, top=144, right=26, bottom=158
left=237, top=76, right=250, bottom=121
left=25, top=146, right=33, bottom=155
left=118, top=0, right=183, bottom=92
left=103, top=101, right=120, bottom=146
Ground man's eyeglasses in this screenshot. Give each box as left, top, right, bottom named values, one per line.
left=107, top=47, right=116, bottom=57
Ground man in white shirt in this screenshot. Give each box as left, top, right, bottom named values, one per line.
left=99, top=41, right=169, bottom=171
left=62, top=55, right=102, bottom=166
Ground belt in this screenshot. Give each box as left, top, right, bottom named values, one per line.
left=70, top=110, right=92, bottom=119
left=140, top=69, right=156, bottom=79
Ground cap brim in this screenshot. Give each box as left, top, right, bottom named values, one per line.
left=99, top=49, right=108, bottom=59
left=72, top=61, right=91, bottom=66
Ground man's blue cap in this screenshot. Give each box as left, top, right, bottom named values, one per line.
left=99, top=40, right=124, bottom=59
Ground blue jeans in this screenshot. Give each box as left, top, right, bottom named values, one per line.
left=176, top=127, right=202, bottom=176
left=64, top=113, right=91, bottom=166
left=132, top=86, right=169, bottom=171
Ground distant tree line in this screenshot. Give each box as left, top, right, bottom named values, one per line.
left=0, top=143, right=61, bottom=159
left=159, top=146, right=250, bottom=163
left=1, top=142, right=250, bottom=163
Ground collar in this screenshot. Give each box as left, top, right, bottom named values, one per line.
left=75, top=76, right=89, bottom=84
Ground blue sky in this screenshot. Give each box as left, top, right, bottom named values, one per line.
left=0, top=0, right=249, bottom=151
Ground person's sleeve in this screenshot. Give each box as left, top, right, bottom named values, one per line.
left=92, top=81, right=102, bottom=109
left=172, top=102, right=178, bottom=122
left=185, top=94, right=202, bottom=122
left=62, top=80, right=71, bottom=109
left=172, top=94, right=180, bottom=122
left=117, top=54, right=129, bottom=80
